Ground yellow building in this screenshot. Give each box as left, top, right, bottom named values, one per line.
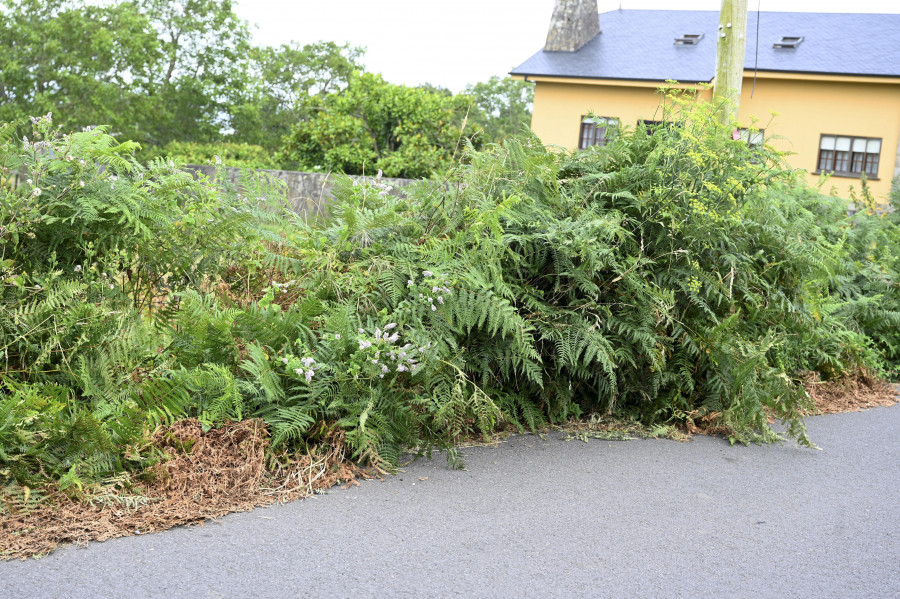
left=511, top=5, right=900, bottom=201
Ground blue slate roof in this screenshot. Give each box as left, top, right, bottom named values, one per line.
left=511, top=10, right=900, bottom=82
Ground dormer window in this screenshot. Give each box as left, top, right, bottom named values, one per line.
left=674, top=34, right=704, bottom=45
left=773, top=36, right=804, bottom=49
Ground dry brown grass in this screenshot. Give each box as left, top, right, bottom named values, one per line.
left=0, top=419, right=364, bottom=560
left=801, top=370, right=898, bottom=414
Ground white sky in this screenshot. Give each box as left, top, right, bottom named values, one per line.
left=233, top=1, right=900, bottom=92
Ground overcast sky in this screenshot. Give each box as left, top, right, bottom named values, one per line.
left=233, top=1, right=900, bottom=92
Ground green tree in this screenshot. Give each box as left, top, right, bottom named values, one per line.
left=463, top=76, right=534, bottom=143
left=280, top=72, right=470, bottom=179
left=229, top=41, right=364, bottom=150
left=0, top=0, right=251, bottom=147
left=0, top=0, right=159, bottom=140
left=133, top=0, right=252, bottom=146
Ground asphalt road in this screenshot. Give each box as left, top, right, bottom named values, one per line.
left=2, top=406, right=899, bottom=599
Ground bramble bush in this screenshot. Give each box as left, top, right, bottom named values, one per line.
left=2, top=96, right=899, bottom=491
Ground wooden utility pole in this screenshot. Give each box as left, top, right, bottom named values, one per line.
left=712, top=0, right=749, bottom=125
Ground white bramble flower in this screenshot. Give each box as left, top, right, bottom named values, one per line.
left=31, top=188, right=41, bottom=197
left=438, top=296, right=444, bottom=304
left=168, top=160, right=175, bottom=168
left=384, top=323, right=397, bottom=330
left=295, top=368, right=303, bottom=375
left=431, top=305, right=437, bottom=311
left=381, top=364, right=389, bottom=374
left=422, top=271, right=433, bottom=277
left=407, top=279, right=414, bottom=287
left=79, top=180, right=85, bottom=188
left=305, top=369, right=314, bottom=382
left=282, top=357, right=289, bottom=364
left=301, top=357, right=315, bottom=368
left=387, top=332, right=400, bottom=343
left=214, top=155, right=222, bottom=165
left=335, top=333, right=341, bottom=340
left=74, top=265, right=82, bottom=272
left=26, top=178, right=33, bottom=185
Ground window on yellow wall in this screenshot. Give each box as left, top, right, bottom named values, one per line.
left=579, top=116, right=618, bottom=150
left=738, top=128, right=764, bottom=149
left=738, top=128, right=765, bottom=163
left=637, top=119, right=667, bottom=131
left=817, top=135, right=881, bottom=178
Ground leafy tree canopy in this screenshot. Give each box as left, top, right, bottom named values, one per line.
left=280, top=72, right=471, bottom=179
left=463, top=76, right=534, bottom=143
left=0, top=0, right=250, bottom=146
left=0, top=0, right=159, bottom=140
left=229, top=41, right=365, bottom=149
left=0, top=0, right=534, bottom=170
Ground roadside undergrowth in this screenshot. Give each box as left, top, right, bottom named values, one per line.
left=800, top=370, right=898, bottom=414
left=0, top=419, right=364, bottom=560
left=2, top=374, right=897, bottom=560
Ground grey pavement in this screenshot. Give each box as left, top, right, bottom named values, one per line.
left=2, top=405, right=899, bottom=599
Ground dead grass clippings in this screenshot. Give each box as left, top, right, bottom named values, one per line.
left=801, top=370, right=899, bottom=415
left=0, top=419, right=365, bottom=561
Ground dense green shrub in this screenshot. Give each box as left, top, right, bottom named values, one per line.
left=826, top=180, right=900, bottom=376
left=145, top=141, right=280, bottom=170
left=280, top=72, right=472, bottom=179
left=0, top=115, right=285, bottom=485
left=3, top=99, right=899, bottom=489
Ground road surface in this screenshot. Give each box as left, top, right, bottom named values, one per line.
left=2, top=405, right=898, bottom=598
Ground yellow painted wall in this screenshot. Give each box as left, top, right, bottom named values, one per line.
left=530, top=75, right=900, bottom=201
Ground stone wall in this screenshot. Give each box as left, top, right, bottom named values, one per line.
left=184, top=165, right=420, bottom=217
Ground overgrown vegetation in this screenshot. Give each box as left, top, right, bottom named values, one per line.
left=2, top=93, right=899, bottom=506
left=0, top=0, right=533, bottom=173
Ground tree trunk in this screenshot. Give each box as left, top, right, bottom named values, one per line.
left=713, top=0, right=749, bottom=125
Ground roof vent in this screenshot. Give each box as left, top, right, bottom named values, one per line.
left=674, top=34, right=704, bottom=45
left=773, top=36, right=804, bottom=49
